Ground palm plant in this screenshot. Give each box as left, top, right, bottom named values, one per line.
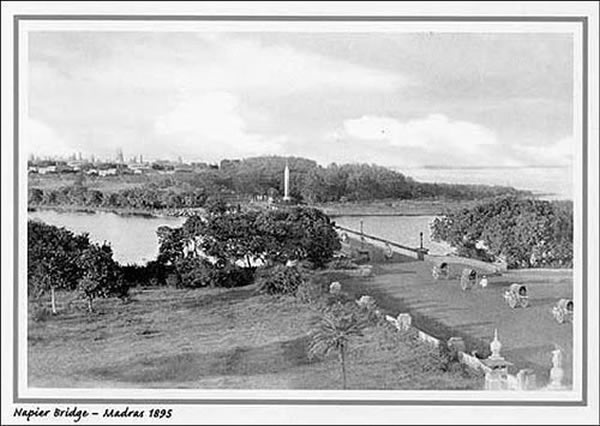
left=308, top=303, right=367, bottom=389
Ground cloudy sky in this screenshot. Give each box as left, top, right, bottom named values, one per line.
left=27, top=31, right=574, bottom=169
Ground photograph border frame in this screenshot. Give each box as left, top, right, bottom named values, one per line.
left=12, top=14, right=589, bottom=407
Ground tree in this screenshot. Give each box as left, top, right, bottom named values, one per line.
left=156, top=225, right=185, bottom=266
left=432, top=197, right=573, bottom=268
left=28, top=220, right=91, bottom=314
left=76, top=244, right=123, bottom=312
left=308, top=302, right=367, bottom=389
left=198, top=209, right=265, bottom=267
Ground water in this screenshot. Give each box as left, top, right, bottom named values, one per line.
left=28, top=210, right=450, bottom=265
left=333, top=215, right=453, bottom=256
left=28, top=210, right=186, bottom=265
left=401, top=167, right=573, bottom=200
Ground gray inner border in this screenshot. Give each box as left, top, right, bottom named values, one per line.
left=12, top=15, right=589, bottom=407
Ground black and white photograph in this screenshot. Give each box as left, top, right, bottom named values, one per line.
left=1, top=2, right=598, bottom=425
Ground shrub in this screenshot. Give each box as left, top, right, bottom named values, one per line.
left=176, top=257, right=255, bottom=289
left=175, top=257, right=213, bottom=288
left=328, top=258, right=360, bottom=270
left=30, top=302, right=51, bottom=322
left=256, top=265, right=304, bottom=295
left=209, top=263, right=255, bottom=288
left=296, top=274, right=330, bottom=304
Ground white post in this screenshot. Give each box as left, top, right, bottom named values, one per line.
left=283, top=161, right=290, bottom=201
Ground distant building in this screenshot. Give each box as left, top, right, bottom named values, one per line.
left=38, top=165, right=57, bottom=175
left=128, top=163, right=151, bottom=174
left=99, top=168, right=117, bottom=177
left=220, top=159, right=241, bottom=171
left=67, top=159, right=88, bottom=171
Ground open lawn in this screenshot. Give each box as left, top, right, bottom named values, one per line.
left=28, top=284, right=483, bottom=390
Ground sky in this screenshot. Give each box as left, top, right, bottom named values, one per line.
left=27, top=31, right=574, bottom=170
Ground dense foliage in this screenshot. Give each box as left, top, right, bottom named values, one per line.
left=256, top=265, right=304, bottom=295
left=156, top=206, right=341, bottom=288
left=28, top=156, right=528, bottom=211
left=28, top=220, right=127, bottom=312
left=28, top=183, right=209, bottom=211
left=28, top=220, right=92, bottom=298
left=431, top=197, right=573, bottom=268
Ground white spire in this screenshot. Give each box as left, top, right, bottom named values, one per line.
left=283, top=159, right=290, bottom=201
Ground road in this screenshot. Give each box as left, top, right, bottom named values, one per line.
left=343, top=259, right=574, bottom=387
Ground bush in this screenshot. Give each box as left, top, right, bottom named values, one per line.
left=30, top=302, right=51, bottom=322
left=209, top=263, right=255, bottom=288
left=175, top=257, right=255, bottom=288
left=296, top=274, right=330, bottom=304
left=176, top=257, right=212, bottom=288
left=327, top=258, right=360, bottom=270
left=256, top=265, right=304, bottom=295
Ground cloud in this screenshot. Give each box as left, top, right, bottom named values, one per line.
left=154, top=91, right=286, bottom=161
left=511, top=136, right=573, bottom=166
left=326, top=114, right=575, bottom=168
left=328, top=114, right=501, bottom=167
left=23, top=118, right=73, bottom=158
left=74, top=34, right=407, bottom=95
left=342, top=114, right=497, bottom=149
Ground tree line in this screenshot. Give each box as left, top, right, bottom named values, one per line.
left=28, top=184, right=210, bottom=211
left=28, top=156, right=529, bottom=211
left=431, top=196, right=573, bottom=269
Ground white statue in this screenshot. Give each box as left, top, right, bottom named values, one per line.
left=548, top=348, right=565, bottom=389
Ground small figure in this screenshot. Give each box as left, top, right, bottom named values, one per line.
left=460, top=268, right=477, bottom=291
left=480, top=275, right=488, bottom=288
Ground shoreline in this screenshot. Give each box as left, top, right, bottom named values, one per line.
left=27, top=204, right=204, bottom=218
left=312, top=199, right=478, bottom=217
left=28, top=199, right=460, bottom=219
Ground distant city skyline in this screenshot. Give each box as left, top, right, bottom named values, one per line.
left=26, top=30, right=575, bottom=174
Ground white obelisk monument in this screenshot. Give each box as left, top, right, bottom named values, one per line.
left=283, top=160, right=291, bottom=201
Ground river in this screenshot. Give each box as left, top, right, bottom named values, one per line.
left=332, top=215, right=453, bottom=256
left=28, top=210, right=187, bottom=265
left=28, top=210, right=451, bottom=265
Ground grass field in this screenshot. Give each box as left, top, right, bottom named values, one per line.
left=28, top=282, right=482, bottom=390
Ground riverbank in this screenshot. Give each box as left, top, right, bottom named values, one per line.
left=312, top=199, right=478, bottom=217
left=27, top=204, right=205, bottom=218
left=27, top=198, right=481, bottom=220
